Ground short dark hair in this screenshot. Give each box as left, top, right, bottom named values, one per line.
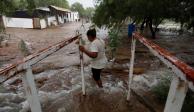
left=87, top=29, right=96, bottom=37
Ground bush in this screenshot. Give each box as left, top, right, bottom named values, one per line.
left=151, top=76, right=171, bottom=103
left=182, top=90, right=194, bottom=112
left=152, top=76, right=194, bottom=112
left=108, top=28, right=121, bottom=59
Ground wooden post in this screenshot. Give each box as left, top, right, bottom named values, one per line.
left=127, top=35, right=136, bottom=101
left=0, top=15, right=5, bottom=31
left=164, top=76, right=188, bottom=112
left=22, top=65, right=42, bottom=112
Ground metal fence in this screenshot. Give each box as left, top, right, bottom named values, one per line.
left=127, top=32, right=194, bottom=112
left=1, top=31, right=194, bottom=112
left=0, top=34, right=80, bottom=112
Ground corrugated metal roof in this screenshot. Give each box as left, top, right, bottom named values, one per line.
left=36, top=7, right=50, bottom=12
left=49, top=5, right=71, bottom=12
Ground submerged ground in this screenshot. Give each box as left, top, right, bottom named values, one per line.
left=0, top=22, right=194, bottom=112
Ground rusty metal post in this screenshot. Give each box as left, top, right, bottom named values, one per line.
left=22, top=64, right=42, bottom=112
left=164, top=76, right=188, bottom=112
left=127, top=35, right=136, bottom=101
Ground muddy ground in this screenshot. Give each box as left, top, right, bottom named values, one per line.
left=0, top=22, right=194, bottom=112
left=0, top=22, right=82, bottom=67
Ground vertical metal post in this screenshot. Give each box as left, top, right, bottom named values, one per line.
left=78, top=22, right=86, bottom=96
left=164, top=76, right=188, bottom=112
left=79, top=36, right=86, bottom=95
left=22, top=65, right=42, bottom=112
left=127, top=35, right=136, bottom=101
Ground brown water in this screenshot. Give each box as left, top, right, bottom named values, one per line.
left=1, top=24, right=194, bottom=112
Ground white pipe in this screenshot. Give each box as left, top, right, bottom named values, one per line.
left=22, top=64, right=42, bottom=112
left=79, top=36, right=86, bottom=95
left=127, top=35, right=136, bottom=101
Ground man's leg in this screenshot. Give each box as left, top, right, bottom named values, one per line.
left=96, top=79, right=103, bottom=88
left=91, top=68, right=103, bottom=88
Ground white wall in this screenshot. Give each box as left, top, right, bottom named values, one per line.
left=47, top=16, right=56, bottom=26
left=68, top=12, right=79, bottom=22
left=72, top=12, right=79, bottom=21
left=40, top=19, right=47, bottom=29
left=58, top=16, right=64, bottom=24
left=5, top=17, right=33, bottom=28
left=67, top=13, right=71, bottom=22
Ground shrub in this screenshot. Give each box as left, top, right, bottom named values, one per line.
left=151, top=76, right=172, bottom=103
left=152, top=76, right=194, bottom=112
left=108, top=28, right=121, bottom=59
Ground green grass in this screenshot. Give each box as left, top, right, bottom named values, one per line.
left=151, top=76, right=194, bottom=112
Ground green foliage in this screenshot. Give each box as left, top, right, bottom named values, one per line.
left=71, top=2, right=85, bottom=18
left=0, top=0, right=70, bottom=15
left=108, top=28, right=121, bottom=58
left=152, top=76, right=172, bottom=103
left=85, top=7, right=95, bottom=19
left=93, top=0, right=194, bottom=32
left=14, top=0, right=28, bottom=10
left=0, top=0, right=16, bottom=15
left=93, top=0, right=129, bottom=28
left=70, top=2, right=95, bottom=18
left=152, top=76, right=194, bottom=112
left=26, top=0, right=36, bottom=14
left=109, top=29, right=120, bottom=49
left=35, top=0, right=70, bottom=9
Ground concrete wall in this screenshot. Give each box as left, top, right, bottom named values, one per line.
left=2, top=12, right=79, bottom=29
left=40, top=19, right=47, bottom=29
left=4, top=17, right=33, bottom=28
left=69, top=12, right=79, bottom=22
left=72, top=12, right=79, bottom=21
left=47, top=16, right=56, bottom=26
left=58, top=16, right=64, bottom=24
left=67, top=13, right=73, bottom=22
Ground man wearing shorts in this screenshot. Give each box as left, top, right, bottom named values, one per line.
left=79, top=29, right=107, bottom=88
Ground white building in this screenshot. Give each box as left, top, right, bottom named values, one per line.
left=67, top=12, right=79, bottom=22
left=1, top=5, right=80, bottom=29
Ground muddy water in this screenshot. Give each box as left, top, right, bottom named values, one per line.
left=1, top=24, right=193, bottom=112
left=0, top=25, right=151, bottom=112
left=155, top=32, right=194, bottom=67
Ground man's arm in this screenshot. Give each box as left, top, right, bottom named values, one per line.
left=79, top=46, right=98, bottom=58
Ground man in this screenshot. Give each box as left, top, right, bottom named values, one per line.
left=79, top=29, right=107, bottom=88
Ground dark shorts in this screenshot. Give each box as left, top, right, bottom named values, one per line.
left=91, top=68, right=102, bottom=81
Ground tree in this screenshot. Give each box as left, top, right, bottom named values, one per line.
left=36, top=0, right=70, bottom=9
left=0, top=0, right=17, bottom=32
left=26, top=0, right=36, bottom=14
left=12, top=0, right=70, bottom=11
left=0, top=0, right=16, bottom=15
left=85, top=7, right=95, bottom=19
left=93, top=0, right=194, bottom=38
left=71, top=2, right=85, bottom=18
left=16, top=0, right=28, bottom=10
